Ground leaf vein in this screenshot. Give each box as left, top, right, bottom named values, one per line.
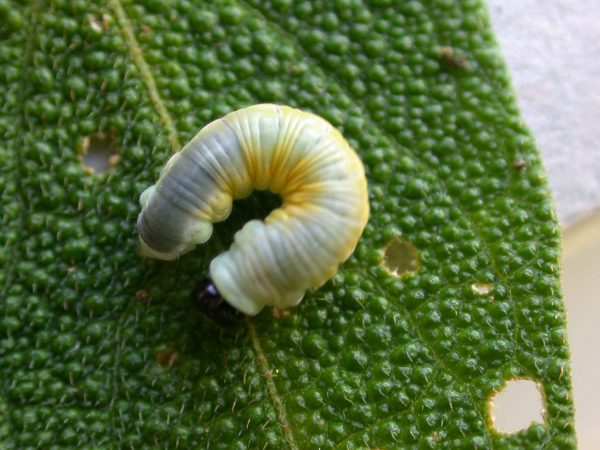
left=247, top=318, right=299, bottom=450
left=109, top=0, right=180, bottom=152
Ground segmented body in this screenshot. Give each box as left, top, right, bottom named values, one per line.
left=137, top=104, right=369, bottom=315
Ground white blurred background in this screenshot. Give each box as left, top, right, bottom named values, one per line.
left=489, top=0, right=600, bottom=447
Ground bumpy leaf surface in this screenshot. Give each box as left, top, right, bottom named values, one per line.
left=0, top=0, right=576, bottom=448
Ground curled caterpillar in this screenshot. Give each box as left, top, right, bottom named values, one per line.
left=137, top=104, right=369, bottom=316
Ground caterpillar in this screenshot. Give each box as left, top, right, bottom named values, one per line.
left=137, top=104, right=369, bottom=316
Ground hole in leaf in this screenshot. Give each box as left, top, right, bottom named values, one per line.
left=80, top=133, right=119, bottom=174
left=489, top=378, right=546, bottom=433
left=471, top=283, right=493, bottom=295
left=381, top=237, right=420, bottom=278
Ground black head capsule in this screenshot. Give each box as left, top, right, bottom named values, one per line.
left=191, top=278, right=244, bottom=326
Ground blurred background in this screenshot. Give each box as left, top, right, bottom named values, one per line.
left=488, top=0, right=600, bottom=447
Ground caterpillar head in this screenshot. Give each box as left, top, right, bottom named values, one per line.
left=191, top=278, right=244, bottom=326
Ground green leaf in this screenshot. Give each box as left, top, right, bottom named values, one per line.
left=0, top=0, right=576, bottom=448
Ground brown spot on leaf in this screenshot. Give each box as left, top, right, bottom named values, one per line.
left=136, top=289, right=150, bottom=304
left=155, top=348, right=178, bottom=368
left=513, top=159, right=527, bottom=171
left=439, top=46, right=468, bottom=68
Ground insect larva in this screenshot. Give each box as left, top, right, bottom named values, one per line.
left=137, top=104, right=369, bottom=316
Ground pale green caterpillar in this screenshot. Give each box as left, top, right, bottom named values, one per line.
left=137, top=104, right=369, bottom=316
